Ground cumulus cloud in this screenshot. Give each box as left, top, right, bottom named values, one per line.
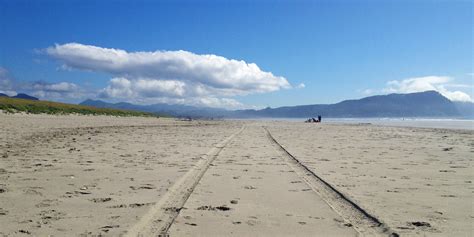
left=45, top=43, right=292, bottom=108
left=98, top=77, right=247, bottom=109
left=46, top=43, right=290, bottom=93
left=194, top=97, right=244, bottom=108
left=99, top=77, right=186, bottom=99
left=383, top=76, right=472, bottom=102
left=0, top=67, right=88, bottom=100
left=27, top=81, right=86, bottom=99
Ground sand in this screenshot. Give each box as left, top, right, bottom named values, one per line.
left=0, top=114, right=472, bottom=236
left=0, top=114, right=242, bottom=236
left=267, top=122, right=474, bottom=236
left=167, top=124, right=357, bottom=237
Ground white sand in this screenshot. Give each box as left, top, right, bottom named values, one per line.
left=0, top=114, right=242, bottom=235
left=0, top=115, right=472, bottom=236
left=168, top=124, right=357, bottom=236
left=267, top=122, right=474, bottom=236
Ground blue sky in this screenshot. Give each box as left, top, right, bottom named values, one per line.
left=0, top=0, right=472, bottom=108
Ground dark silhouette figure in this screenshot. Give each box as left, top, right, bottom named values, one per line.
left=305, top=117, right=322, bottom=123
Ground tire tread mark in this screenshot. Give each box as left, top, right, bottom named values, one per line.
left=264, top=127, right=399, bottom=237
left=126, top=125, right=245, bottom=237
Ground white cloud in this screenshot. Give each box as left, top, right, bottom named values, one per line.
left=27, top=81, right=86, bottom=100
left=46, top=43, right=291, bottom=103
left=0, top=67, right=88, bottom=100
left=0, top=67, right=16, bottom=96
left=32, top=81, right=78, bottom=92
left=361, top=89, right=374, bottom=95
left=1, top=64, right=251, bottom=108
left=383, top=76, right=473, bottom=102
left=436, top=86, right=472, bottom=102
left=295, top=83, right=305, bottom=89
left=98, top=77, right=247, bottom=109
left=99, top=77, right=186, bottom=98
left=195, top=97, right=244, bottom=109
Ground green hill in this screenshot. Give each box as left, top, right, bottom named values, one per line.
left=0, top=97, right=160, bottom=117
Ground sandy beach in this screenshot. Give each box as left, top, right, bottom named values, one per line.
left=0, top=114, right=472, bottom=236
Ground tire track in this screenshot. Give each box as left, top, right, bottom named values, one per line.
left=126, top=125, right=245, bottom=237
left=264, top=127, right=399, bottom=237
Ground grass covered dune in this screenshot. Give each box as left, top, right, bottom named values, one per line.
left=0, top=97, right=157, bottom=117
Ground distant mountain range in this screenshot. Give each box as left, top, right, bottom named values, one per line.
left=238, top=91, right=467, bottom=118
left=80, top=99, right=231, bottom=118
left=0, top=93, right=39, bottom=100
left=80, top=91, right=473, bottom=118
left=454, top=101, right=474, bottom=117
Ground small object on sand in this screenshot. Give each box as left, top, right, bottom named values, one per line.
left=305, top=115, right=322, bottom=123
left=196, top=205, right=231, bottom=211
left=215, top=206, right=231, bottom=211
left=410, top=221, right=431, bottom=227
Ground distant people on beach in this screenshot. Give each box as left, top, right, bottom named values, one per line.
left=305, top=115, right=322, bottom=123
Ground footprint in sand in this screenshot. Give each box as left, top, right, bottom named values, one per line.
left=90, top=197, right=112, bottom=203
left=246, top=219, right=258, bottom=226
left=440, top=194, right=456, bottom=198
left=24, top=188, right=43, bottom=196
left=100, top=225, right=120, bottom=233
left=410, top=221, right=431, bottom=228
left=38, top=209, right=65, bottom=224
left=35, top=199, right=59, bottom=208
left=129, top=184, right=156, bottom=190
left=196, top=205, right=231, bottom=211
left=0, top=208, right=8, bottom=216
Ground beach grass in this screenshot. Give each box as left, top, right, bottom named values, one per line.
left=0, top=97, right=160, bottom=117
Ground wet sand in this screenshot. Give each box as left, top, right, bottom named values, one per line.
left=0, top=114, right=472, bottom=236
